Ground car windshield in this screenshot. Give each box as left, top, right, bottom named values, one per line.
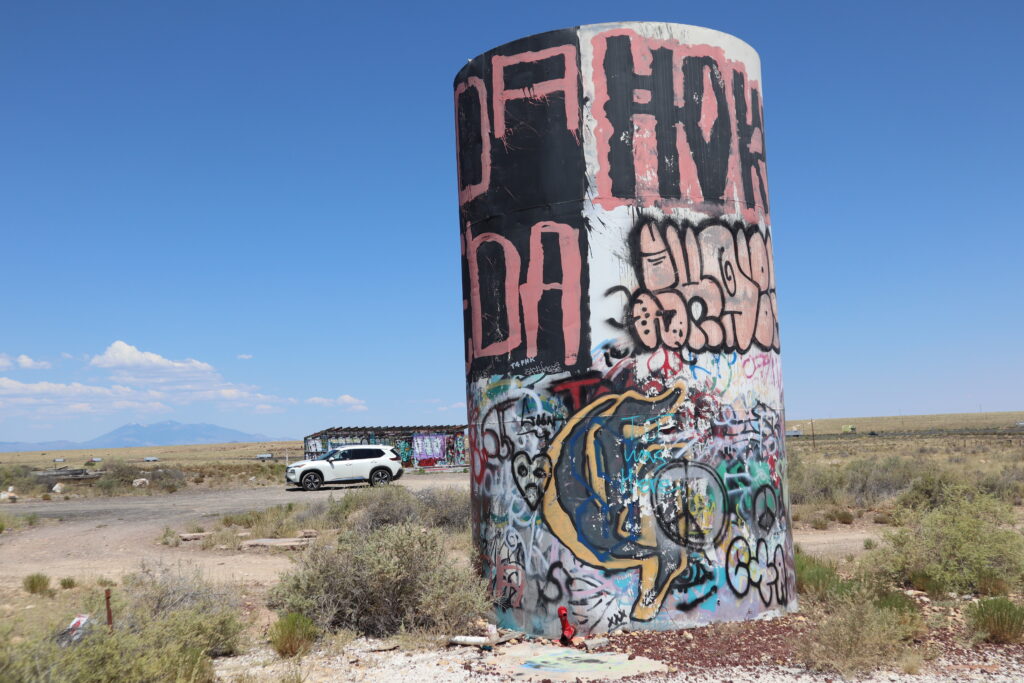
left=318, top=450, right=341, bottom=461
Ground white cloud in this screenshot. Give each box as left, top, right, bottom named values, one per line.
left=60, top=352, right=73, bottom=360
left=437, top=401, right=467, bottom=412
left=91, top=341, right=214, bottom=373
left=16, top=354, right=51, bottom=370
left=0, top=377, right=131, bottom=398
left=306, top=394, right=368, bottom=411
left=237, top=354, right=253, bottom=360
left=0, top=341, right=297, bottom=422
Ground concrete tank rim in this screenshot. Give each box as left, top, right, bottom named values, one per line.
left=452, top=21, right=761, bottom=85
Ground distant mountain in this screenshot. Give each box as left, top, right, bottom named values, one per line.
left=0, top=421, right=273, bottom=452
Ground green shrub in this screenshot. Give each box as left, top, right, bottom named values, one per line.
left=873, top=491, right=1024, bottom=594
left=270, top=524, right=489, bottom=636
left=795, top=551, right=853, bottom=601
left=810, top=517, right=829, bottom=530
left=967, top=597, right=1024, bottom=644
left=269, top=613, right=319, bottom=658
left=863, top=538, right=878, bottom=550
left=26, top=513, right=38, bottom=527
left=896, top=473, right=972, bottom=511
left=23, top=573, right=50, bottom=596
left=59, top=577, right=76, bottom=590
left=797, top=592, right=919, bottom=676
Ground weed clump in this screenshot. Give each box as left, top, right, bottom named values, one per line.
left=269, top=613, right=319, bottom=658
left=23, top=573, right=51, bottom=596
left=967, top=597, right=1024, bottom=644
left=797, top=591, right=921, bottom=676
left=59, top=577, right=76, bottom=590
left=795, top=551, right=853, bottom=601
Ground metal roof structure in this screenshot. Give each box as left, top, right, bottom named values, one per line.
left=305, top=425, right=467, bottom=440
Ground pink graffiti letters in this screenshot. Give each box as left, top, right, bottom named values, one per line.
left=465, top=220, right=584, bottom=373
left=627, top=216, right=779, bottom=355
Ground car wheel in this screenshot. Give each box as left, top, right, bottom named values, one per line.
left=300, top=472, right=323, bottom=491
left=369, top=469, right=392, bottom=487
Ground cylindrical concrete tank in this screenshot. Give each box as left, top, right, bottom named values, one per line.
left=454, top=22, right=794, bottom=637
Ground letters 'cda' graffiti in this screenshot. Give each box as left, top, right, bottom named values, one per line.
left=455, top=22, right=795, bottom=637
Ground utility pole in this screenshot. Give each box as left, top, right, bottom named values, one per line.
left=810, top=420, right=816, bottom=450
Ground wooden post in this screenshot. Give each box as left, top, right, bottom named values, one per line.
left=105, top=588, right=113, bottom=632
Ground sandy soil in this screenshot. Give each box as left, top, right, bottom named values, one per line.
left=0, top=474, right=469, bottom=588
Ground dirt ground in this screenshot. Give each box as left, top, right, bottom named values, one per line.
left=0, top=471, right=875, bottom=592
left=0, top=473, right=469, bottom=588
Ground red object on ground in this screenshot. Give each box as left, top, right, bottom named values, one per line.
left=558, top=606, right=576, bottom=645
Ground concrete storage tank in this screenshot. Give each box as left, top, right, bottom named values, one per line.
left=454, top=22, right=794, bottom=637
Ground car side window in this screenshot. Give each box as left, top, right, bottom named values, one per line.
left=351, top=448, right=383, bottom=460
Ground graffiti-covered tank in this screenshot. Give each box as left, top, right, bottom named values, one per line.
left=454, top=22, right=795, bottom=636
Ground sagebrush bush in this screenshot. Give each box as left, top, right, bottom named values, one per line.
left=872, top=491, right=1024, bottom=594
left=59, top=577, right=76, bottom=590
left=120, top=563, right=242, bottom=656
left=967, top=597, right=1024, bottom=644
left=414, top=487, right=471, bottom=530
left=270, top=524, right=489, bottom=636
left=333, top=486, right=422, bottom=533
left=797, top=592, right=920, bottom=676
left=269, top=612, right=319, bottom=657
left=22, top=573, right=50, bottom=596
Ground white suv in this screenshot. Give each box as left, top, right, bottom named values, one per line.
left=286, top=446, right=404, bottom=491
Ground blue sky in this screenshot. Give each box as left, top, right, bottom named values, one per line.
left=1, top=1, right=1021, bottom=442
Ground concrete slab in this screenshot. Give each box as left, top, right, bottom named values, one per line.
left=490, top=642, right=667, bottom=681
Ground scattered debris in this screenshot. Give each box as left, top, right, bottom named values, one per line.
left=239, top=538, right=312, bottom=551
left=55, top=614, right=92, bottom=647
left=449, top=635, right=489, bottom=647
left=132, top=478, right=149, bottom=488
left=51, top=483, right=64, bottom=494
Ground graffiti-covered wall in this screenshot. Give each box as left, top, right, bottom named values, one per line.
left=454, top=22, right=794, bottom=636
left=303, top=426, right=467, bottom=468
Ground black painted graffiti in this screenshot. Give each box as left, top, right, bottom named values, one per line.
left=512, top=452, right=552, bottom=509
left=651, top=461, right=728, bottom=550
left=725, top=537, right=789, bottom=607
left=626, top=216, right=779, bottom=355
left=598, top=32, right=768, bottom=212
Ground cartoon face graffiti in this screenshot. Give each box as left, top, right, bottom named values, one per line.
left=542, top=384, right=729, bottom=620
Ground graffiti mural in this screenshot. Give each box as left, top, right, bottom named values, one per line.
left=456, top=22, right=795, bottom=637
left=303, top=425, right=468, bottom=468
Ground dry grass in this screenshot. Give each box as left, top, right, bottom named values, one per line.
left=0, top=440, right=304, bottom=469
left=786, top=410, right=1024, bottom=436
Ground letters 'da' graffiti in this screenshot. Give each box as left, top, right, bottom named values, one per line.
left=455, top=22, right=795, bottom=638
